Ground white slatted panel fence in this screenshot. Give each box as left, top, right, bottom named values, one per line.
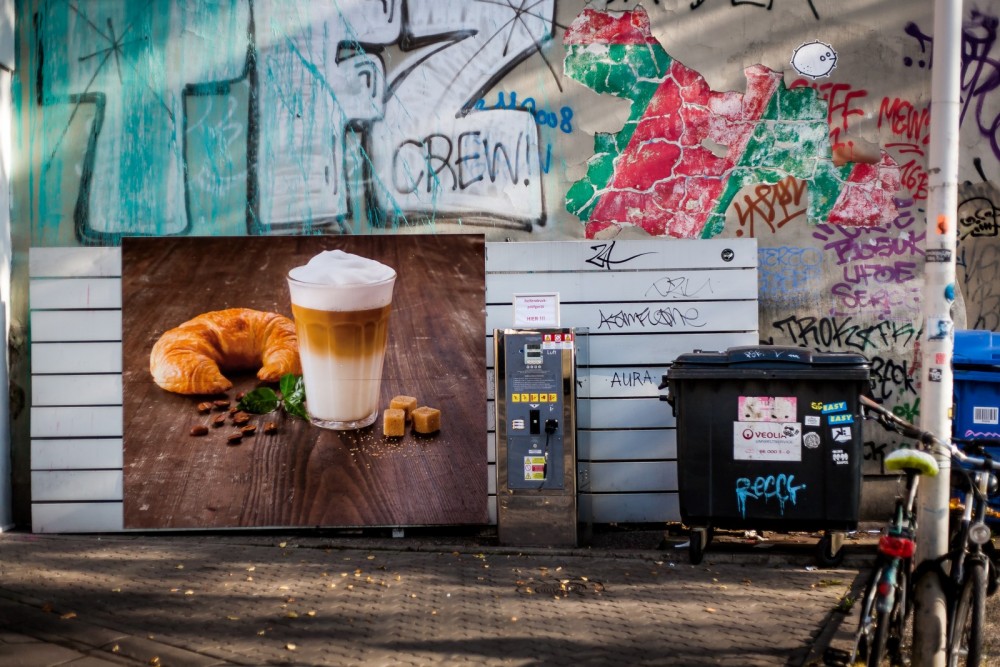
left=29, top=247, right=124, bottom=532
left=486, top=239, right=758, bottom=523
left=29, top=240, right=757, bottom=532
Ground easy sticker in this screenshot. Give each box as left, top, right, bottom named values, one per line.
left=829, top=413, right=854, bottom=425
left=821, top=401, right=848, bottom=414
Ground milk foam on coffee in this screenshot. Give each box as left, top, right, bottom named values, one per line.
left=288, top=250, right=395, bottom=309
left=287, top=250, right=396, bottom=429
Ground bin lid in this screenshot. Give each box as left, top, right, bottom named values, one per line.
left=665, top=345, right=870, bottom=381
left=954, top=330, right=1000, bottom=368
left=671, top=345, right=868, bottom=367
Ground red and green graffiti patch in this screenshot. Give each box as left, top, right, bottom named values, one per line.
left=563, top=7, right=900, bottom=239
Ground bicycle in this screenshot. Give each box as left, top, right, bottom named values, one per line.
left=944, top=437, right=1000, bottom=667
left=854, top=395, right=1000, bottom=667
left=851, top=395, right=939, bottom=666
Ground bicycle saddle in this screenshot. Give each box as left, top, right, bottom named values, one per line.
left=885, top=448, right=940, bottom=476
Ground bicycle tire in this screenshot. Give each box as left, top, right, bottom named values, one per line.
left=869, top=608, right=892, bottom=667
left=852, top=564, right=883, bottom=664
left=887, top=565, right=910, bottom=664
left=948, top=560, right=987, bottom=667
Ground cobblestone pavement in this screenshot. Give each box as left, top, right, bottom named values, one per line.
left=0, top=532, right=863, bottom=667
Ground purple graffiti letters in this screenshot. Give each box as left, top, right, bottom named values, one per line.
left=812, top=222, right=925, bottom=266
left=904, top=11, right=1000, bottom=159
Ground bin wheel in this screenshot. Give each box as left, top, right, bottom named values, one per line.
left=689, top=527, right=711, bottom=565
left=816, top=531, right=845, bottom=568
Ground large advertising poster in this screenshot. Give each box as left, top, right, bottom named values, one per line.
left=122, top=235, right=487, bottom=529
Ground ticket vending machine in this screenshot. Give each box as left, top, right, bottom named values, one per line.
left=494, top=329, right=577, bottom=547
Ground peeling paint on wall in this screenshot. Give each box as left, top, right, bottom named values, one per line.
left=561, top=7, right=899, bottom=240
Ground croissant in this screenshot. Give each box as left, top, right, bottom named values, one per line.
left=150, top=308, right=301, bottom=395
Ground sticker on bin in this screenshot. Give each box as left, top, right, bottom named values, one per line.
left=734, top=422, right=802, bottom=461
left=820, top=401, right=848, bottom=414
left=738, top=396, right=796, bottom=422
left=832, top=426, right=853, bottom=442
left=974, top=407, right=999, bottom=425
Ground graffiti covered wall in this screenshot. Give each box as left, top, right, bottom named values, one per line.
left=10, top=0, right=1000, bottom=517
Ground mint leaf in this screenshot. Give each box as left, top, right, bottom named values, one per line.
left=280, top=374, right=308, bottom=421
left=238, top=387, right=280, bottom=414
left=284, top=395, right=309, bottom=420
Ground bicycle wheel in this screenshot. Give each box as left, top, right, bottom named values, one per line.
left=869, top=608, right=892, bottom=667
left=948, top=560, right=987, bottom=667
left=868, top=562, right=909, bottom=667
left=852, top=563, right=885, bottom=665
left=886, top=565, right=910, bottom=664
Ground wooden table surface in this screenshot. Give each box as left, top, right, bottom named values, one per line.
left=121, top=235, right=487, bottom=529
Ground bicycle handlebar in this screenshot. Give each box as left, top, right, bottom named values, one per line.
left=859, top=395, right=1000, bottom=474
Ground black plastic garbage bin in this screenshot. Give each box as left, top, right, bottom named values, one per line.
left=663, top=345, right=870, bottom=565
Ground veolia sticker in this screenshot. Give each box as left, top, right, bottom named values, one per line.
left=734, top=422, right=802, bottom=461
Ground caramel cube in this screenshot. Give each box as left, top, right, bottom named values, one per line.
left=390, top=395, right=419, bottom=421
left=411, top=406, right=441, bottom=434
left=382, top=408, right=406, bottom=437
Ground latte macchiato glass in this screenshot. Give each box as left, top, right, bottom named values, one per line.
left=287, top=251, right=396, bottom=430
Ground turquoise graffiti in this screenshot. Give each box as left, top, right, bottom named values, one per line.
left=31, top=0, right=556, bottom=243
left=561, top=7, right=901, bottom=240
left=736, top=474, right=806, bottom=518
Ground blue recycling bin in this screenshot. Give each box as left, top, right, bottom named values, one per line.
left=953, top=330, right=1000, bottom=442
left=952, top=329, right=1000, bottom=523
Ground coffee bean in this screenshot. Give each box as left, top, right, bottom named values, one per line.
left=226, top=432, right=243, bottom=445
left=196, top=402, right=213, bottom=414
left=190, top=425, right=209, bottom=437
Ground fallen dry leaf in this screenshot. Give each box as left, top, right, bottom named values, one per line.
left=279, top=542, right=287, bottom=548
left=286, top=611, right=299, bottom=619
left=285, top=643, right=297, bottom=651
left=227, top=615, right=240, bottom=621
left=705, top=607, right=717, bottom=613
left=149, top=658, right=160, bottom=666
left=60, top=612, right=77, bottom=620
